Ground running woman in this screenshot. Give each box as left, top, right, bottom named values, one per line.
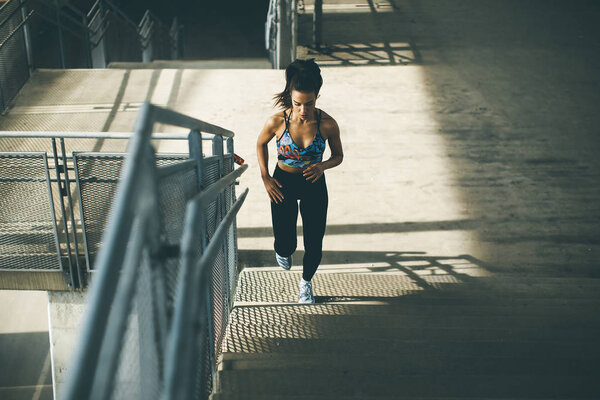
left=256, top=59, right=344, bottom=303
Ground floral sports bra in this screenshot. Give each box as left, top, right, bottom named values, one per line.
left=277, top=110, right=326, bottom=168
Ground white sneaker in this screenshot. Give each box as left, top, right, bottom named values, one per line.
left=276, top=253, right=292, bottom=270
left=299, top=278, right=315, bottom=303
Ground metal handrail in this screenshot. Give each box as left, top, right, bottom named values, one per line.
left=0, top=129, right=231, bottom=139
left=0, top=0, right=27, bottom=29
left=87, top=0, right=137, bottom=28
left=0, top=131, right=190, bottom=140
left=60, top=102, right=246, bottom=400
left=163, top=187, right=248, bottom=399
left=0, top=10, right=33, bottom=49
left=0, top=0, right=87, bottom=42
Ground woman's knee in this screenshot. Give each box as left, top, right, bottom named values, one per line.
left=275, top=238, right=297, bottom=257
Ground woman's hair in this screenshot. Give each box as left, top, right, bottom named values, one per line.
left=273, top=59, right=323, bottom=110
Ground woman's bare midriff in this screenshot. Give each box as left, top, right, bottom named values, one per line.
left=277, top=161, right=305, bottom=174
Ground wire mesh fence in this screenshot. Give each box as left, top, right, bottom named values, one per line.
left=58, top=103, right=248, bottom=400
left=0, top=0, right=180, bottom=111
left=0, top=152, right=62, bottom=271
left=0, top=0, right=30, bottom=110
left=74, top=152, right=189, bottom=271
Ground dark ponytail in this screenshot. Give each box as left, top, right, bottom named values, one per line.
left=273, top=58, right=323, bottom=110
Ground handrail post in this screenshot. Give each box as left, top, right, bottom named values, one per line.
left=20, top=0, right=34, bottom=73
left=83, top=13, right=93, bottom=68
left=277, top=0, right=292, bottom=69
left=170, top=17, right=183, bottom=59
left=313, top=0, right=322, bottom=50
left=89, top=1, right=108, bottom=68
left=212, top=135, right=229, bottom=306
left=189, top=129, right=204, bottom=188
left=54, top=0, right=67, bottom=68
left=226, top=137, right=237, bottom=296
left=291, top=0, right=297, bottom=61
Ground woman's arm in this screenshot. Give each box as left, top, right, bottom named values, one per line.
left=303, top=117, right=344, bottom=183
left=257, top=116, right=285, bottom=203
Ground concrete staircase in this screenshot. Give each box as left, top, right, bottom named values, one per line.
left=211, top=267, right=600, bottom=399
left=2, top=1, right=600, bottom=397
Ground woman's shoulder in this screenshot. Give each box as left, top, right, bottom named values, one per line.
left=265, top=111, right=285, bottom=133
left=318, top=109, right=340, bottom=138
left=265, top=111, right=287, bottom=130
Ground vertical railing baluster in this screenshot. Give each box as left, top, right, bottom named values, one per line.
left=51, top=138, right=76, bottom=288
left=60, top=139, right=83, bottom=288
left=20, top=0, right=34, bottom=73
left=313, top=0, right=322, bottom=49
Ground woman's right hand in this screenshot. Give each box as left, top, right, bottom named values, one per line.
left=262, top=175, right=284, bottom=203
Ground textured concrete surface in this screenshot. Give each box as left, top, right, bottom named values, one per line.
left=46, top=291, right=86, bottom=399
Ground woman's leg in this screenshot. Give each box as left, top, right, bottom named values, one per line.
left=299, top=175, right=328, bottom=281
left=271, top=168, right=299, bottom=258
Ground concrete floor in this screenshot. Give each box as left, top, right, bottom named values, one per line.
left=1, top=0, right=599, bottom=398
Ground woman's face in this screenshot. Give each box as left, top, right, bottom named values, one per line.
left=290, top=90, right=317, bottom=121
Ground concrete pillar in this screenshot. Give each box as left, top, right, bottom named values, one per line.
left=47, top=290, right=87, bottom=399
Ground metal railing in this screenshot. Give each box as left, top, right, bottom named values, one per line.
left=0, top=0, right=182, bottom=111
left=58, top=102, right=248, bottom=400
left=266, top=0, right=298, bottom=69
left=0, top=130, right=194, bottom=289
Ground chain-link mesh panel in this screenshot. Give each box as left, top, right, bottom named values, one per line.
left=0, top=153, right=62, bottom=270
left=201, top=154, right=239, bottom=379
left=0, top=0, right=30, bottom=110
left=156, top=162, right=199, bottom=311
left=74, top=153, right=188, bottom=270
left=224, top=155, right=238, bottom=296
left=189, top=304, right=213, bottom=400
left=108, top=249, right=162, bottom=400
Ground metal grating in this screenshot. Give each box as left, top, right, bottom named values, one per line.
left=235, top=269, right=426, bottom=303
left=156, top=161, right=199, bottom=308
left=0, top=0, right=30, bottom=110
left=0, top=153, right=61, bottom=270
left=106, top=250, right=162, bottom=400
left=74, top=152, right=188, bottom=270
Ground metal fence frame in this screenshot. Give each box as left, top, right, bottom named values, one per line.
left=58, top=102, right=248, bottom=400
left=0, top=131, right=195, bottom=289
left=0, top=0, right=181, bottom=111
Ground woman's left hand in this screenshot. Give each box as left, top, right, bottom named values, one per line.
left=303, top=163, right=324, bottom=183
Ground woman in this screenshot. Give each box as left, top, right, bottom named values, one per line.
left=256, top=59, right=344, bottom=303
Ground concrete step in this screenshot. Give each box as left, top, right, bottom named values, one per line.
left=234, top=297, right=600, bottom=311
left=215, top=370, right=599, bottom=397
left=221, top=336, right=600, bottom=359
left=236, top=270, right=600, bottom=303
left=224, top=321, right=600, bottom=342
left=218, top=351, right=597, bottom=376
left=108, top=58, right=271, bottom=69
left=229, top=307, right=600, bottom=329
left=212, top=396, right=562, bottom=400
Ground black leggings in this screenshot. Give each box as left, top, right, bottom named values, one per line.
left=271, top=165, right=328, bottom=281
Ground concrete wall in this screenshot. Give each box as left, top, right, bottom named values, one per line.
left=47, top=291, right=87, bottom=399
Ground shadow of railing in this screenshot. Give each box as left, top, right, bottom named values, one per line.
left=238, top=249, right=495, bottom=304
left=296, top=0, right=422, bottom=66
